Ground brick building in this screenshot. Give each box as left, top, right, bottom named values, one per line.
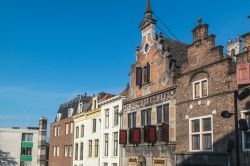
left=48, top=95, right=91, bottom=166
left=119, top=1, right=186, bottom=166
left=175, top=18, right=250, bottom=166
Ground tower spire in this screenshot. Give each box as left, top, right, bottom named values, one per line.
left=145, top=0, right=152, bottom=19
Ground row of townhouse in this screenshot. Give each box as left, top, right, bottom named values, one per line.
left=49, top=0, right=250, bottom=166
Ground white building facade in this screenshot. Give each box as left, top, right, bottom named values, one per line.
left=99, top=95, right=125, bottom=166
left=73, top=96, right=102, bottom=166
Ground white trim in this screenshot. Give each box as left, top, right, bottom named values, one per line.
left=241, top=110, right=250, bottom=152
left=189, top=115, right=213, bottom=152
left=192, top=78, right=208, bottom=100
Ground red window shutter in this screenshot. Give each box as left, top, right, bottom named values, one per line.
left=147, top=63, right=150, bottom=83
left=132, top=128, right=141, bottom=144
left=119, top=130, right=127, bottom=145
left=144, top=126, right=148, bottom=142
left=162, top=123, right=169, bottom=143
left=148, top=125, right=156, bottom=143
left=237, top=64, right=250, bottom=85
left=136, top=67, right=142, bottom=87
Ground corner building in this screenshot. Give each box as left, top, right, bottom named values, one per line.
left=120, top=1, right=186, bottom=166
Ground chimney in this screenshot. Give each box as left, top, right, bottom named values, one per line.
left=37, top=117, right=48, bottom=166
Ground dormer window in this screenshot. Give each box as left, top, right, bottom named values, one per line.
left=56, top=113, right=62, bottom=121
left=192, top=79, right=208, bottom=99
left=68, top=108, right=74, bottom=117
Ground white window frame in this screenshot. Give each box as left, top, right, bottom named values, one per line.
left=56, top=146, right=60, bottom=157
left=113, top=106, right=119, bottom=127
left=105, top=109, right=109, bottom=128
left=70, top=122, right=74, bottom=134
left=65, top=123, right=69, bottom=135
left=54, top=126, right=57, bottom=137
left=192, top=78, right=208, bottom=99
left=241, top=110, right=250, bottom=152
left=68, top=108, right=74, bottom=117
left=189, top=115, right=213, bottom=152
left=53, top=146, right=56, bottom=157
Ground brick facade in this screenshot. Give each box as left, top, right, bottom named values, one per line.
left=175, top=19, right=250, bottom=166
left=49, top=118, right=74, bottom=166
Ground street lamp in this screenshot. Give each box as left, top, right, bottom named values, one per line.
left=221, top=88, right=250, bottom=166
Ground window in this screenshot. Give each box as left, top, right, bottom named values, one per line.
left=104, top=163, right=108, bottom=166
left=20, top=161, right=31, bottom=166
left=128, top=112, right=136, bottom=128
left=56, top=113, right=62, bottom=121
left=242, top=111, right=250, bottom=151
left=65, top=123, right=69, bottom=135
left=21, top=147, right=32, bottom=156
left=193, top=79, right=208, bottom=99
left=93, top=119, right=97, bottom=132
left=57, top=125, right=61, bottom=136
left=190, top=116, right=212, bottom=151
left=54, top=126, right=57, bottom=137
left=68, top=108, right=74, bottom=117
left=94, top=139, right=99, bottom=157
left=56, top=146, right=60, bottom=157
left=75, top=143, right=78, bottom=160
left=113, top=164, right=117, bottom=166
left=69, top=145, right=73, bottom=157
left=70, top=122, right=74, bottom=134
left=113, top=132, right=118, bottom=156
left=80, top=142, right=84, bottom=160
left=76, top=126, right=79, bottom=138
left=157, top=104, right=169, bottom=124
left=141, top=108, right=151, bottom=126
left=53, top=146, right=56, bottom=157
left=64, top=145, right=68, bottom=157
left=136, top=63, right=150, bottom=87
left=104, top=134, right=109, bottom=156
left=114, top=106, right=119, bottom=126
left=22, top=133, right=33, bottom=142
left=88, top=140, right=92, bottom=157
left=105, top=109, right=109, bottom=128
left=81, top=125, right=84, bottom=137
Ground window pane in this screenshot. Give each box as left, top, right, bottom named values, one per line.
left=202, top=80, right=208, bottom=97
left=163, top=104, right=169, bottom=123
left=132, top=112, right=136, bottom=128
left=195, top=82, right=200, bottom=98
left=203, top=133, right=212, bottom=150
left=80, top=143, right=83, bottom=160
left=192, top=119, right=200, bottom=133
left=141, top=110, right=145, bottom=126
left=147, top=109, right=152, bottom=125
left=76, top=127, right=79, bottom=138
left=245, top=132, right=250, bottom=149
left=128, top=113, right=131, bottom=129
left=246, top=113, right=250, bottom=129
left=157, top=106, right=162, bottom=124
left=114, top=106, right=119, bottom=126
left=192, top=134, right=200, bottom=150
left=202, top=118, right=211, bottom=132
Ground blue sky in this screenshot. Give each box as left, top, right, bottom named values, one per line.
left=0, top=0, right=249, bottom=128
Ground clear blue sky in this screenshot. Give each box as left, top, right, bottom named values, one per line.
left=0, top=0, right=249, bottom=128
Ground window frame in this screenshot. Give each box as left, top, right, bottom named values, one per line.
left=93, top=119, right=97, bottom=133
left=241, top=110, right=250, bottom=152
left=189, top=115, right=213, bottom=152
left=128, top=112, right=137, bottom=129
left=94, top=139, right=99, bottom=157
left=104, top=133, right=109, bottom=156
left=105, top=109, right=109, bottom=128
left=88, top=140, right=92, bottom=157
left=113, top=132, right=118, bottom=156
left=114, top=106, right=119, bottom=127
left=192, top=78, right=208, bottom=99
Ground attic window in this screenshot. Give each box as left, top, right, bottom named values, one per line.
left=56, top=113, right=62, bottom=121
left=68, top=108, right=74, bottom=117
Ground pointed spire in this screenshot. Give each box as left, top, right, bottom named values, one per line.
left=145, top=0, right=152, bottom=19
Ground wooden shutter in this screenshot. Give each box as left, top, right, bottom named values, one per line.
left=237, top=64, right=250, bottom=85
left=119, top=130, right=127, bottom=145
left=133, top=128, right=141, bottom=144
left=162, top=123, right=169, bottom=143
left=129, top=129, right=133, bottom=144
left=147, top=63, right=150, bottom=83
left=148, top=125, right=157, bottom=143
left=136, top=67, right=142, bottom=87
